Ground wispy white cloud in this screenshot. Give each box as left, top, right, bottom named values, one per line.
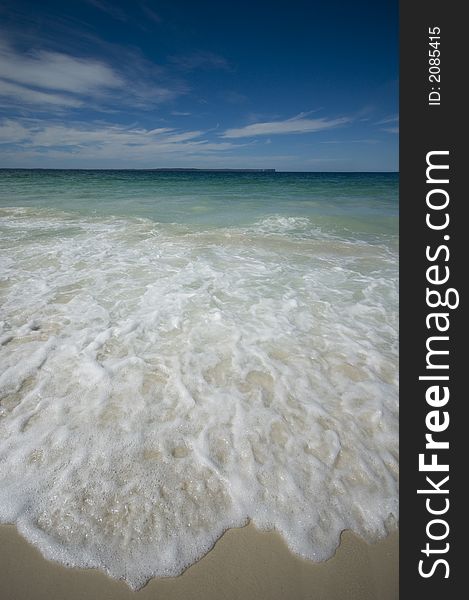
left=83, top=0, right=128, bottom=22
left=161, top=130, right=204, bottom=143
left=83, top=0, right=163, bottom=32
left=0, top=119, right=239, bottom=165
left=0, top=44, right=122, bottom=97
left=139, top=2, right=162, bottom=24
left=84, top=0, right=163, bottom=28
left=222, top=113, right=350, bottom=138
left=0, top=119, right=31, bottom=144
left=0, top=80, right=83, bottom=108
left=375, top=114, right=399, bottom=126
left=0, top=34, right=184, bottom=111
left=375, top=115, right=399, bottom=133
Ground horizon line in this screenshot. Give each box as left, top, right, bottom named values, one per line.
left=0, top=168, right=399, bottom=173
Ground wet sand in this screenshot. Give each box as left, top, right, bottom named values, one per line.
left=0, top=523, right=398, bottom=600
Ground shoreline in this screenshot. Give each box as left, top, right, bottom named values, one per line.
left=0, top=523, right=398, bottom=599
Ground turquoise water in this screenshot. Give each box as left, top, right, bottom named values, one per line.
left=0, top=169, right=398, bottom=232
left=0, top=170, right=398, bottom=588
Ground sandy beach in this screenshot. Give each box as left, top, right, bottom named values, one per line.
left=0, top=523, right=398, bottom=600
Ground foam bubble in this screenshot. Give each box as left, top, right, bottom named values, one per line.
left=0, top=207, right=398, bottom=589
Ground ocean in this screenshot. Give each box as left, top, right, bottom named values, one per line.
left=0, top=170, right=398, bottom=589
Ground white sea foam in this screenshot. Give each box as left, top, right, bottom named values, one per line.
left=0, top=207, right=398, bottom=589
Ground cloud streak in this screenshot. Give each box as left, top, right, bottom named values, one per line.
left=375, top=114, right=399, bottom=126
left=0, top=34, right=184, bottom=112
left=139, top=2, right=162, bottom=24
left=0, top=41, right=123, bottom=95
left=83, top=0, right=128, bottom=22
left=222, top=114, right=349, bottom=138
left=0, top=80, right=83, bottom=108
left=0, top=119, right=239, bottom=165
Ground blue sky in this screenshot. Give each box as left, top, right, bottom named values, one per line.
left=0, top=0, right=398, bottom=171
